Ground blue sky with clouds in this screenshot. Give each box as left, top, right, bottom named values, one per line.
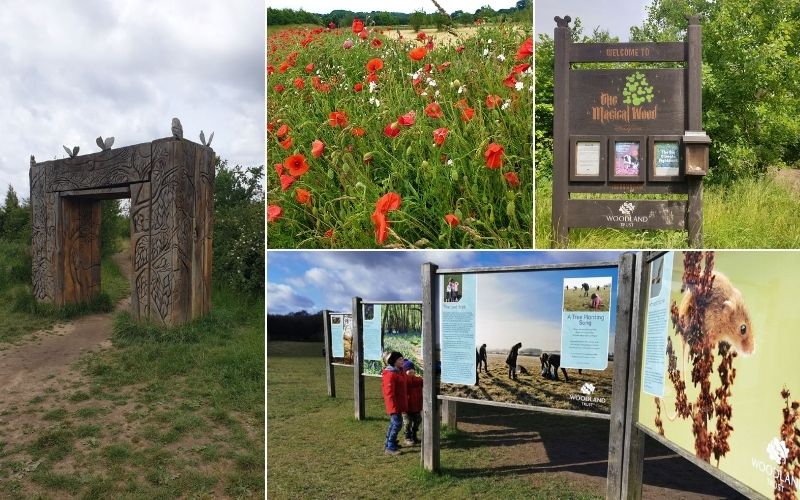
left=267, top=250, right=624, bottom=314
left=535, top=0, right=650, bottom=40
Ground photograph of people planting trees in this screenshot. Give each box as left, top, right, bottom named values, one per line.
left=267, top=0, right=533, bottom=248
left=535, top=0, right=800, bottom=248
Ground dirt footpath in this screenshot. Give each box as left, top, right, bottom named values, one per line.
left=0, top=252, right=130, bottom=406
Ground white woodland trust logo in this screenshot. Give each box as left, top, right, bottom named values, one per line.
left=750, top=437, right=797, bottom=492
left=580, top=382, right=596, bottom=395
left=570, top=384, right=605, bottom=407
left=619, top=202, right=636, bottom=216
left=602, top=201, right=651, bottom=226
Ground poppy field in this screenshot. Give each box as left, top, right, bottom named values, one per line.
left=267, top=21, right=533, bottom=248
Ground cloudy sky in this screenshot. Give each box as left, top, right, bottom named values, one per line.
left=267, top=0, right=523, bottom=15
left=267, top=250, right=624, bottom=315
left=0, top=0, right=264, bottom=204
left=535, top=0, right=651, bottom=40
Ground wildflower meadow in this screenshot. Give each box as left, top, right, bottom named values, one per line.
left=267, top=20, right=533, bottom=248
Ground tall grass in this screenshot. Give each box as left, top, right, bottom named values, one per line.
left=535, top=176, right=800, bottom=248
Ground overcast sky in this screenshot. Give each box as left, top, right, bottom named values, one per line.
left=0, top=0, right=264, bottom=205
left=267, top=0, right=521, bottom=14
left=267, top=250, right=624, bottom=316
left=535, top=0, right=651, bottom=40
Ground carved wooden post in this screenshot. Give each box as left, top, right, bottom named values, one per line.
left=30, top=136, right=214, bottom=327
left=552, top=16, right=572, bottom=247
left=421, top=262, right=440, bottom=472
left=322, top=310, right=336, bottom=397
left=686, top=16, right=704, bottom=247
left=352, top=296, right=365, bottom=421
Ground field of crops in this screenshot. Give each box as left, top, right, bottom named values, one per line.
left=267, top=21, right=533, bottom=248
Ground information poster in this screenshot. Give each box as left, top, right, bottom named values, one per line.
left=560, top=277, right=613, bottom=370
left=638, top=251, right=800, bottom=498
left=361, top=303, right=423, bottom=376
left=654, top=142, right=680, bottom=177
left=330, top=314, right=345, bottom=358
left=362, top=304, right=382, bottom=361
left=642, top=252, right=673, bottom=396
left=576, top=141, right=601, bottom=176
left=614, top=141, right=640, bottom=176
left=439, top=267, right=618, bottom=414
left=440, top=274, right=477, bottom=385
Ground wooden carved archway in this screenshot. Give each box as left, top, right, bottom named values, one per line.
left=29, top=137, right=214, bottom=326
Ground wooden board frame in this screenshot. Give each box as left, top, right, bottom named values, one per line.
left=421, top=254, right=638, bottom=500
left=551, top=15, right=706, bottom=247
left=570, top=135, right=607, bottom=182
left=322, top=309, right=354, bottom=398
left=648, top=135, right=684, bottom=182
left=609, top=136, right=647, bottom=183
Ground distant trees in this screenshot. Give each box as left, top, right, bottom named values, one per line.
left=267, top=8, right=322, bottom=26
left=267, top=311, right=323, bottom=342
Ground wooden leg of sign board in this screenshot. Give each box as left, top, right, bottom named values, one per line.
left=352, top=297, right=365, bottom=421
left=619, top=251, right=652, bottom=499
left=441, top=400, right=457, bottom=430
left=687, top=178, right=703, bottom=247
left=605, top=253, right=636, bottom=500
left=322, top=310, right=336, bottom=398
left=421, top=263, right=440, bottom=472
left=552, top=19, right=571, bottom=249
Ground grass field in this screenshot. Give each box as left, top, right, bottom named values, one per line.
left=562, top=286, right=611, bottom=312
left=441, top=353, right=614, bottom=414
left=0, top=240, right=130, bottom=344
left=0, top=285, right=265, bottom=498
left=267, top=341, right=604, bottom=499
left=267, top=22, right=533, bottom=248
left=535, top=175, right=800, bottom=248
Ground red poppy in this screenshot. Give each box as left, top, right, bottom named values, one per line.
left=444, top=214, right=460, bottom=227
left=366, top=72, right=378, bottom=83
left=276, top=124, right=289, bottom=138
left=366, top=58, right=384, bottom=72
left=384, top=122, right=401, bottom=138
left=311, top=139, right=324, bottom=158
left=375, top=192, right=402, bottom=213
left=328, top=111, right=348, bottom=127
left=371, top=38, right=383, bottom=48
left=512, top=63, right=531, bottom=74
left=352, top=127, right=366, bottom=137
left=324, top=229, right=334, bottom=238
left=354, top=82, right=364, bottom=92
left=295, top=188, right=312, bottom=206
left=267, top=122, right=275, bottom=134
left=503, top=73, right=518, bottom=88
left=484, top=143, right=504, bottom=169
left=267, top=65, right=275, bottom=75
left=279, top=61, right=290, bottom=73
left=397, top=111, right=416, bottom=126
left=280, top=174, right=295, bottom=191
left=409, top=47, right=427, bottom=61
left=358, top=28, right=368, bottom=40
left=274, top=163, right=284, bottom=176
left=454, top=99, right=468, bottom=109
left=416, top=31, right=427, bottom=41
left=437, top=62, right=451, bottom=71
left=280, top=137, right=293, bottom=150
left=305, top=63, right=314, bottom=73
left=425, top=39, right=434, bottom=51
left=293, top=77, right=305, bottom=89
left=433, top=127, right=448, bottom=146
left=267, top=205, right=283, bottom=223
left=352, top=19, right=364, bottom=33
left=516, top=37, right=533, bottom=60
left=274, top=84, right=285, bottom=93
left=504, top=172, right=520, bottom=187
left=456, top=45, right=465, bottom=53
left=371, top=211, right=389, bottom=244
left=285, top=153, right=309, bottom=177
left=461, top=107, right=475, bottom=122
left=486, top=95, right=502, bottom=109
left=423, top=63, right=432, bottom=73
left=425, top=102, right=443, bottom=118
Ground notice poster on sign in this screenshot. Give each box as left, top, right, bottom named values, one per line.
left=614, top=141, right=641, bottom=177
left=654, top=142, right=680, bottom=177
left=440, top=274, right=477, bottom=385
left=576, top=141, right=601, bottom=176
left=362, top=304, right=382, bottom=361
left=560, top=277, right=612, bottom=370
left=638, top=251, right=800, bottom=498
left=642, top=253, right=673, bottom=397
left=331, top=314, right=345, bottom=358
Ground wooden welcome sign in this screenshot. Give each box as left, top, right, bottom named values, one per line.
left=551, top=15, right=710, bottom=247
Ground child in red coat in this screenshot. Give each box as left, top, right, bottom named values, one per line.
left=382, top=351, right=407, bottom=455
left=402, top=360, right=423, bottom=445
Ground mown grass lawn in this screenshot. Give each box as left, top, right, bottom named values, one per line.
left=267, top=341, right=603, bottom=499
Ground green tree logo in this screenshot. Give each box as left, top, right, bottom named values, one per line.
left=622, top=72, right=654, bottom=106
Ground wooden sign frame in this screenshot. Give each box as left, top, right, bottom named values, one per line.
left=551, top=15, right=707, bottom=247
left=322, top=309, right=353, bottom=398
left=420, top=255, right=638, bottom=499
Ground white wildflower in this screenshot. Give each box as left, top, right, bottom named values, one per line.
left=497, top=54, right=505, bottom=62
left=427, top=79, right=437, bottom=87
left=434, top=90, right=440, bottom=97
left=457, top=85, right=466, bottom=94
left=514, top=81, right=524, bottom=91
left=369, top=81, right=378, bottom=93
left=482, top=48, right=489, bottom=56
left=487, top=38, right=493, bottom=44
left=501, top=99, right=511, bottom=110
left=447, top=159, right=453, bottom=166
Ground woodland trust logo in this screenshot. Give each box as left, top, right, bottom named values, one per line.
left=602, top=201, right=650, bottom=228
left=619, top=202, right=636, bottom=216
left=580, top=382, right=596, bottom=395
left=591, top=71, right=659, bottom=124
left=751, top=437, right=797, bottom=492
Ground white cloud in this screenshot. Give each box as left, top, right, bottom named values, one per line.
left=267, top=283, right=315, bottom=314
